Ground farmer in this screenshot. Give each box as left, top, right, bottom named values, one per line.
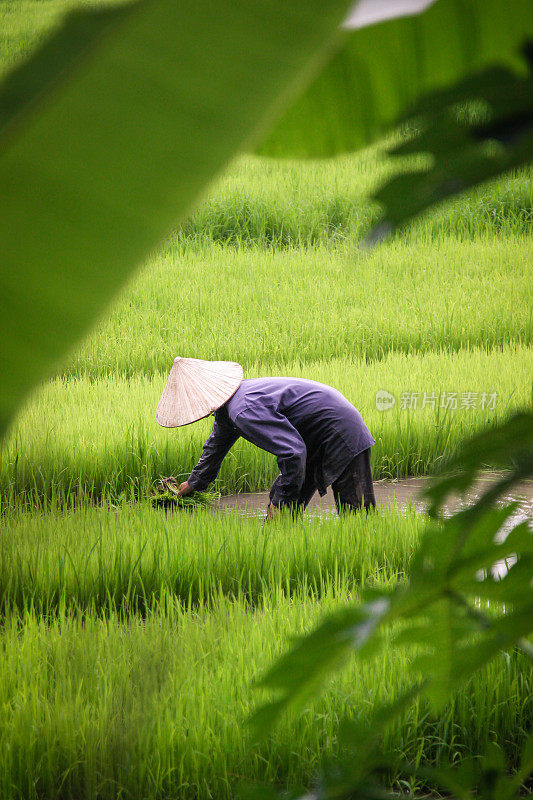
left=156, top=357, right=376, bottom=516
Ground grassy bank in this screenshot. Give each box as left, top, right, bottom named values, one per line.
left=3, top=344, right=531, bottom=504
left=0, top=591, right=529, bottom=800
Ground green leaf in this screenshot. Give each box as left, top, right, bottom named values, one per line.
left=334, top=683, right=425, bottom=780
left=407, top=732, right=533, bottom=800
left=457, top=521, right=533, bottom=601
left=0, top=0, right=350, bottom=435
left=447, top=604, right=533, bottom=680
left=405, top=505, right=521, bottom=597
left=476, top=556, right=533, bottom=604
left=261, top=0, right=533, bottom=157
left=444, top=506, right=525, bottom=583
left=366, top=50, right=533, bottom=241
left=395, top=601, right=475, bottom=707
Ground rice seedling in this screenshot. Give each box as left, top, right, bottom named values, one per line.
left=150, top=476, right=219, bottom=510
left=69, top=234, right=532, bottom=378
left=0, top=504, right=424, bottom=614
left=0, top=592, right=529, bottom=800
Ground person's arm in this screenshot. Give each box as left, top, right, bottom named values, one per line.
left=233, top=402, right=307, bottom=509
left=186, top=412, right=240, bottom=492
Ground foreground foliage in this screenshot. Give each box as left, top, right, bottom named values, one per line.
left=250, top=413, right=533, bottom=799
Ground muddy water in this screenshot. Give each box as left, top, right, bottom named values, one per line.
left=215, top=473, right=533, bottom=520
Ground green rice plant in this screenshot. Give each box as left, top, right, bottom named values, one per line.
left=69, top=235, right=533, bottom=378
left=149, top=475, right=219, bottom=510
left=175, top=154, right=532, bottom=245
left=173, top=156, right=532, bottom=247
left=0, top=592, right=529, bottom=799
left=0, top=504, right=424, bottom=614
left=2, top=344, right=531, bottom=505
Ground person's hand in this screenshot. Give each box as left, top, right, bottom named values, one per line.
left=177, top=481, right=193, bottom=497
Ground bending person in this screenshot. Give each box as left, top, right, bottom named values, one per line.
left=156, top=357, right=376, bottom=516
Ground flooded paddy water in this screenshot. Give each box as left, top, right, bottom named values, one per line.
left=215, top=472, right=533, bottom=521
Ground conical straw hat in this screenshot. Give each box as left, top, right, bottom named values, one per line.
left=156, top=357, right=243, bottom=427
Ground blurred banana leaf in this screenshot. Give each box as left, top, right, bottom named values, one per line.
left=0, top=0, right=350, bottom=436
left=261, top=0, right=533, bottom=157
left=366, top=47, right=533, bottom=243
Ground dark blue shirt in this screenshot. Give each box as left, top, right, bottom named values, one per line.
left=187, top=377, right=375, bottom=507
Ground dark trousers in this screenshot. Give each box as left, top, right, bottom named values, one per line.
left=295, top=448, right=376, bottom=514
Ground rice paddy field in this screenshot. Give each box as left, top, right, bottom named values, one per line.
left=1, top=1, right=533, bottom=797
